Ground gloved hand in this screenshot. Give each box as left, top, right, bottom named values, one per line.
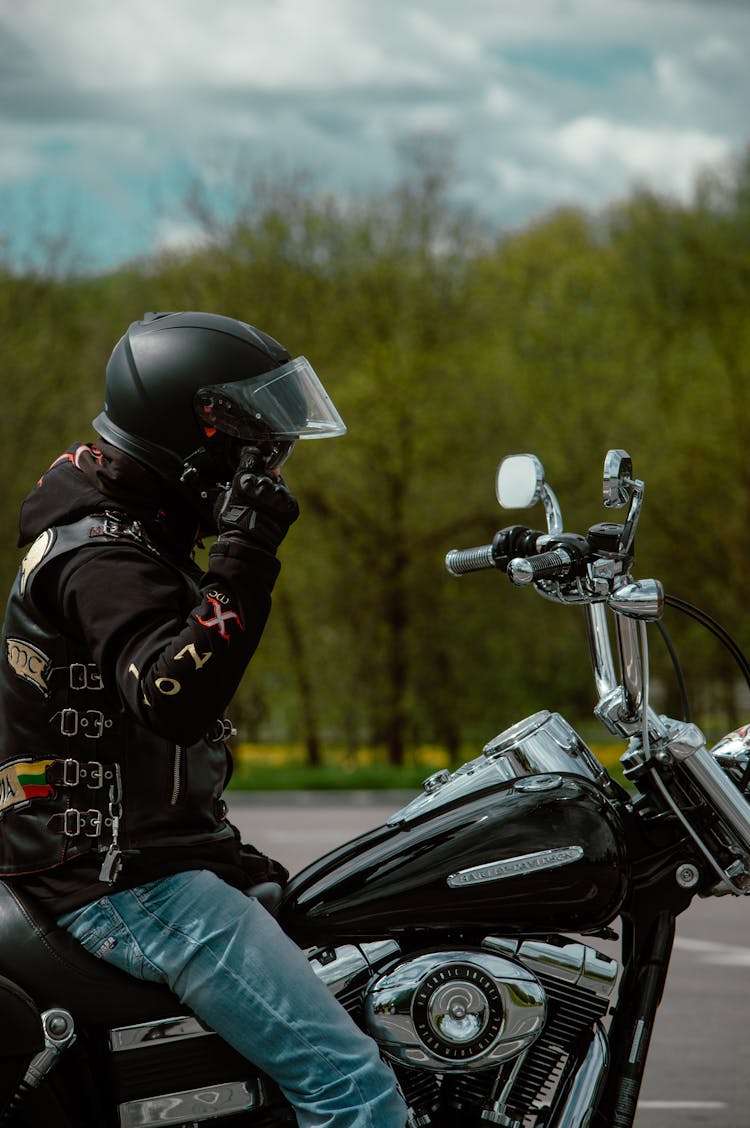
left=215, top=448, right=300, bottom=554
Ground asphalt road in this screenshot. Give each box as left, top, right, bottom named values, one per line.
left=227, top=791, right=750, bottom=1128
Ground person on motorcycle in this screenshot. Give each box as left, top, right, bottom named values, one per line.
left=0, top=311, right=407, bottom=1128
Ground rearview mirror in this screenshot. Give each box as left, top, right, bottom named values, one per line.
left=496, top=454, right=563, bottom=535
left=496, top=454, right=545, bottom=509
left=603, top=450, right=633, bottom=509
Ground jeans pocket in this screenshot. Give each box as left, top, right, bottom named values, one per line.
left=58, top=897, right=121, bottom=956
left=59, top=896, right=164, bottom=983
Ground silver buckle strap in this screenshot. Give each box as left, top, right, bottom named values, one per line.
left=50, top=808, right=104, bottom=837
left=68, top=662, right=104, bottom=691
left=47, top=759, right=114, bottom=789
left=53, top=708, right=115, bottom=739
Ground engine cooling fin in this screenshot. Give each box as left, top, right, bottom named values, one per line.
left=503, top=974, right=610, bottom=1119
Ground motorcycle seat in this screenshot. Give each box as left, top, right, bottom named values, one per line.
left=0, top=879, right=283, bottom=1028
left=0, top=880, right=184, bottom=1025
left=0, top=974, right=45, bottom=1056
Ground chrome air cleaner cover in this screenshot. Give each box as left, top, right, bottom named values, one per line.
left=364, top=949, right=546, bottom=1072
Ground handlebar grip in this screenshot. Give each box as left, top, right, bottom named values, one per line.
left=445, top=545, right=496, bottom=576
left=507, top=547, right=576, bottom=586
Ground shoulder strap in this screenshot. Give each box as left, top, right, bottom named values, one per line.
left=19, top=512, right=162, bottom=600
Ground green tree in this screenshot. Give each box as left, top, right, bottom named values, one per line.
left=3, top=145, right=750, bottom=763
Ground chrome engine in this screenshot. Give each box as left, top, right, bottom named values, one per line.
left=311, top=935, right=618, bottom=1127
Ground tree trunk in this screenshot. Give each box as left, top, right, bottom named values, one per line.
left=277, top=590, right=322, bottom=767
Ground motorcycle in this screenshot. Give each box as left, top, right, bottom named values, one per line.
left=1, top=447, right=749, bottom=1127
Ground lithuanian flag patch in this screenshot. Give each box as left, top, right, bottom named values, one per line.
left=0, top=760, right=55, bottom=813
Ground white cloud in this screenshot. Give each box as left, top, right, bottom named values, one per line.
left=654, top=54, right=697, bottom=107
left=1, top=0, right=436, bottom=94
left=490, top=157, right=583, bottom=203
left=487, top=114, right=733, bottom=215
left=695, top=33, right=743, bottom=67
left=405, top=9, right=481, bottom=66
left=554, top=116, right=730, bottom=193
left=0, top=0, right=747, bottom=267
left=150, top=215, right=213, bottom=256
left=484, top=83, right=526, bottom=120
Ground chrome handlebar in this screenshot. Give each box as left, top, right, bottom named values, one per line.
left=445, top=450, right=750, bottom=896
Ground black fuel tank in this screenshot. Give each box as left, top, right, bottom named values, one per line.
left=280, top=713, right=629, bottom=944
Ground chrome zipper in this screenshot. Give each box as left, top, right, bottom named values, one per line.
left=170, top=746, right=185, bottom=806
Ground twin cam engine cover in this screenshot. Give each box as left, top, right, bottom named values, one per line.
left=364, top=950, right=545, bottom=1072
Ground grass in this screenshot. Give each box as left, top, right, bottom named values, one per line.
left=227, top=741, right=628, bottom=791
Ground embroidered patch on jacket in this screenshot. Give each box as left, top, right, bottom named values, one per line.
left=0, top=760, right=55, bottom=814
left=6, top=638, right=52, bottom=696
left=196, top=593, right=245, bottom=641
left=19, top=529, right=54, bottom=597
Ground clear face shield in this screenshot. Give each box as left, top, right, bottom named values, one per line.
left=194, top=357, right=346, bottom=471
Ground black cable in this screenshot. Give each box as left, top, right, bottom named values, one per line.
left=664, top=593, right=750, bottom=692
left=655, top=619, right=691, bottom=722
left=663, top=594, right=750, bottom=797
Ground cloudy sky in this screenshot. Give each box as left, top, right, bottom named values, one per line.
left=1, top=0, right=748, bottom=271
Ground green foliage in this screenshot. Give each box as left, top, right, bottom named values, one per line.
left=3, top=146, right=750, bottom=764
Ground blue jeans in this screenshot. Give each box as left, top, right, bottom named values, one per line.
left=58, top=870, right=406, bottom=1128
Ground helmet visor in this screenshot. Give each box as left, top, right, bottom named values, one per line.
left=195, top=356, right=346, bottom=441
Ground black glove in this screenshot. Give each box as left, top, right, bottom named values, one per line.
left=215, top=450, right=300, bottom=554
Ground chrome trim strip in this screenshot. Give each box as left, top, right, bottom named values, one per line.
left=110, top=1015, right=210, bottom=1052
left=448, top=846, right=584, bottom=887
left=119, top=1079, right=259, bottom=1127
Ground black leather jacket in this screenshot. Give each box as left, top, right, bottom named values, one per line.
left=0, top=445, right=280, bottom=886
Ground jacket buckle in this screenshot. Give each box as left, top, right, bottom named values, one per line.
left=61, top=758, right=80, bottom=787
left=84, top=761, right=104, bottom=789
left=207, top=717, right=238, bottom=744
left=61, top=808, right=103, bottom=837
left=60, top=708, right=79, bottom=737
left=69, top=663, right=103, bottom=692
left=84, top=809, right=103, bottom=837
left=58, top=709, right=109, bottom=739
left=62, top=808, right=81, bottom=836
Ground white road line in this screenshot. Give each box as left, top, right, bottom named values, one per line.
left=638, top=1101, right=726, bottom=1110
left=675, top=935, right=750, bottom=965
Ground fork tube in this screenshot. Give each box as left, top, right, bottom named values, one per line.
left=615, top=615, right=643, bottom=722
left=595, top=910, right=675, bottom=1128
left=585, top=603, right=617, bottom=699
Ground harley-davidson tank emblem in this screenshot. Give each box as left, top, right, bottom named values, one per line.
left=447, top=845, right=584, bottom=887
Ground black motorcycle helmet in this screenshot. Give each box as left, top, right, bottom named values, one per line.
left=93, top=311, right=346, bottom=528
